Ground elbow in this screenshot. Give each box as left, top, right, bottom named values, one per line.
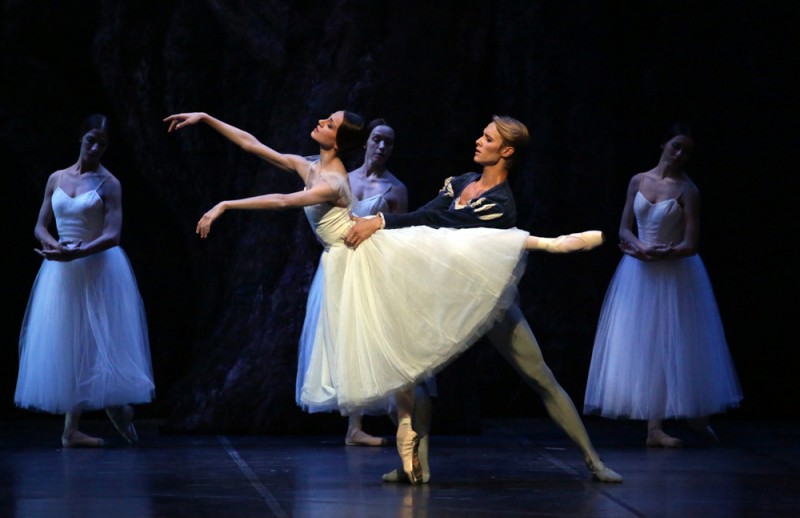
left=239, top=134, right=260, bottom=155
left=33, top=225, right=47, bottom=242
left=272, top=194, right=291, bottom=210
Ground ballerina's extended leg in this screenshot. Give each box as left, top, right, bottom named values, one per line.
left=527, top=231, right=604, bottom=253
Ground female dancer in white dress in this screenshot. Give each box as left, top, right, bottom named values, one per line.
left=299, top=119, right=410, bottom=447
left=583, top=125, right=742, bottom=447
left=164, top=110, right=602, bottom=478
left=15, top=114, right=155, bottom=447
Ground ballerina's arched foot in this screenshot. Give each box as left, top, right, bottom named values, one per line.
left=586, top=460, right=623, bottom=483
left=646, top=429, right=683, bottom=448
left=384, top=434, right=430, bottom=484
left=687, top=419, right=720, bottom=444
left=345, top=428, right=388, bottom=447
left=62, top=430, right=105, bottom=448
left=382, top=467, right=431, bottom=484
left=396, top=418, right=423, bottom=484
left=106, top=405, right=138, bottom=445
left=534, top=231, right=605, bottom=253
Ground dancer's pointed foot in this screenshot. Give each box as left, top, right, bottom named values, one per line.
left=385, top=433, right=430, bottom=484
left=687, top=419, right=720, bottom=444
left=345, top=428, right=387, bottom=447
left=533, top=231, right=604, bottom=253
left=382, top=467, right=431, bottom=484
left=62, top=430, right=105, bottom=448
left=586, top=460, right=623, bottom=483
left=396, top=418, right=422, bottom=484
left=646, top=429, right=683, bottom=448
left=106, top=405, right=138, bottom=445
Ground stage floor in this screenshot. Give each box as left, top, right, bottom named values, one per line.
left=1, top=417, right=797, bottom=517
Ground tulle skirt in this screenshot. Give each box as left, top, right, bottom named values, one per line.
left=583, top=254, right=742, bottom=420
left=15, top=247, right=155, bottom=413
left=298, top=226, right=529, bottom=414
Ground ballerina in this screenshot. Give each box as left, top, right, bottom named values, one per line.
left=583, top=123, right=742, bottom=447
left=15, top=114, right=154, bottom=447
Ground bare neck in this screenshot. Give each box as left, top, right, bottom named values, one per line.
left=653, top=160, right=682, bottom=180
left=362, top=156, right=389, bottom=177
left=318, top=148, right=345, bottom=174
left=74, top=159, right=102, bottom=175
left=478, top=162, right=509, bottom=188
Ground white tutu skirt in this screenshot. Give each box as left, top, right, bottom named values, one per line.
left=298, top=226, right=529, bottom=414
left=15, top=247, right=155, bottom=413
left=584, top=254, right=742, bottom=420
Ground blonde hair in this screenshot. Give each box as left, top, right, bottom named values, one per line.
left=492, top=115, right=529, bottom=170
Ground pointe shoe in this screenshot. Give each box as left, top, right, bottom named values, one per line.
left=62, top=430, right=105, bottom=448
left=646, top=430, right=683, bottom=448
left=382, top=467, right=431, bottom=484
left=538, top=231, right=605, bottom=253
left=106, top=405, right=138, bottom=445
left=383, top=434, right=431, bottom=484
left=345, top=428, right=388, bottom=447
left=586, top=460, right=623, bottom=483
left=396, top=418, right=423, bottom=484
left=687, top=419, right=720, bottom=444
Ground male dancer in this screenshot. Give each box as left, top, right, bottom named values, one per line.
left=344, top=115, right=623, bottom=483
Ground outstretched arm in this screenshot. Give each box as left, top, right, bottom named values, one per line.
left=196, top=179, right=340, bottom=238
left=164, top=112, right=312, bottom=179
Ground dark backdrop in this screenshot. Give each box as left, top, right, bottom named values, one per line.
left=2, top=0, right=797, bottom=434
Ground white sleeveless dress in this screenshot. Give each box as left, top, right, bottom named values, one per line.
left=296, top=171, right=529, bottom=414
left=583, top=192, right=742, bottom=419
left=14, top=176, right=155, bottom=413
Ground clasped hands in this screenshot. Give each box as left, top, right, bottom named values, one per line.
left=35, top=240, right=82, bottom=261
left=619, top=240, right=674, bottom=261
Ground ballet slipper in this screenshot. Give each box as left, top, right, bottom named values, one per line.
left=383, top=434, right=431, bottom=484
left=106, top=405, right=138, bottom=445
left=382, top=468, right=431, bottom=484
left=687, top=419, right=720, bottom=444
left=62, top=430, right=105, bottom=448
left=646, top=429, right=683, bottom=448
left=396, top=418, right=423, bottom=484
left=586, top=460, right=623, bottom=483
left=534, top=231, right=605, bottom=254
left=345, top=428, right=388, bottom=447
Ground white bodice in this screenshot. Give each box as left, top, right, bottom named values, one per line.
left=634, top=191, right=685, bottom=245
left=52, top=187, right=105, bottom=243
left=302, top=170, right=354, bottom=251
